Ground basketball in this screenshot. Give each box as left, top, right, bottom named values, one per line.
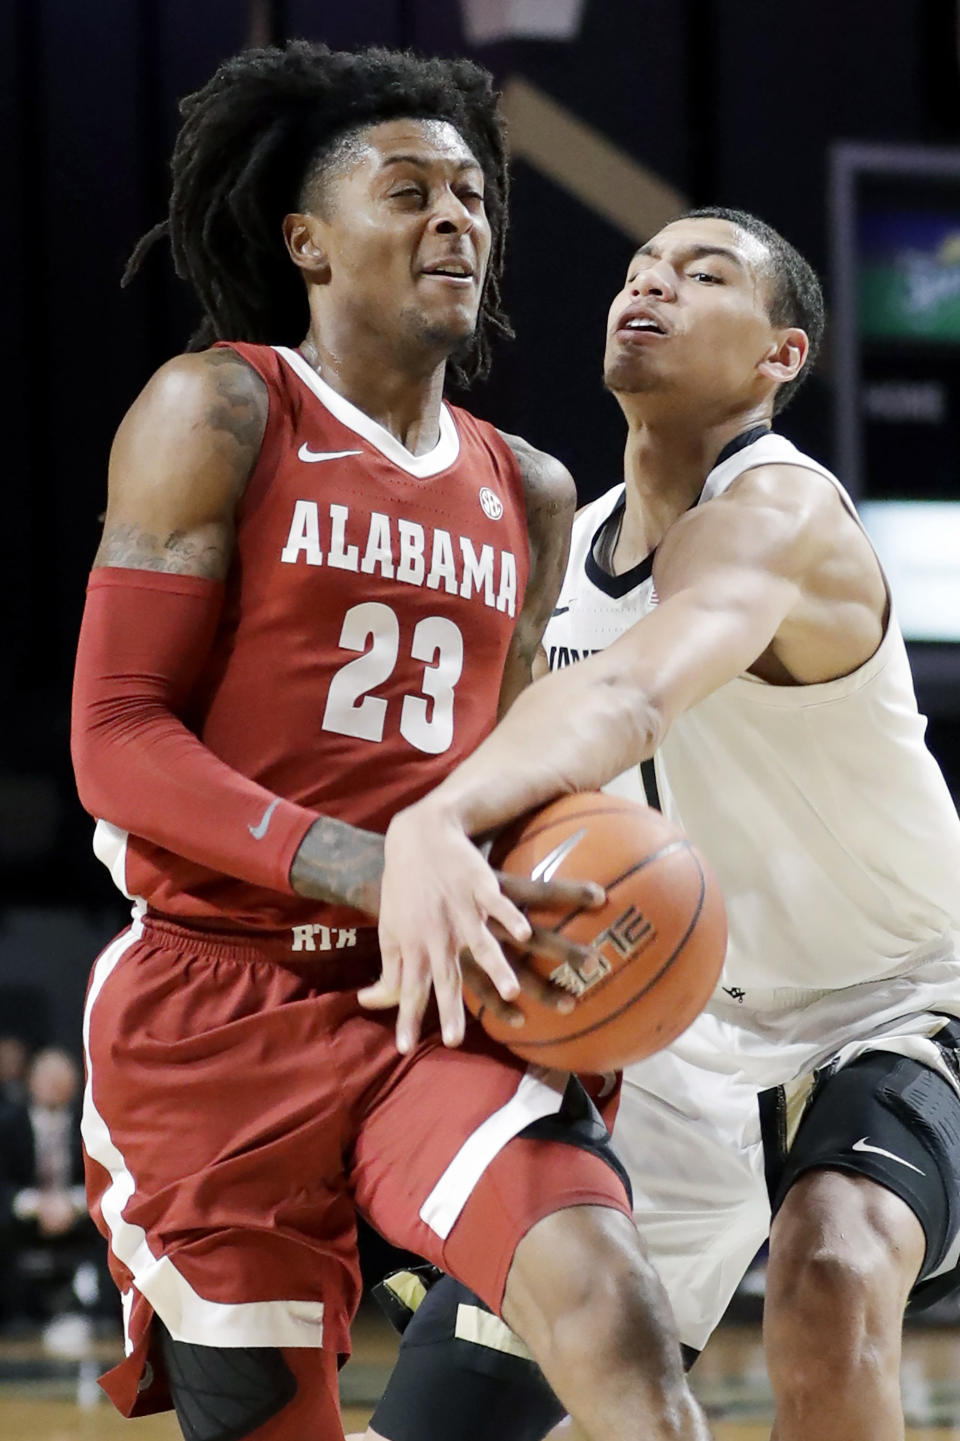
left=464, top=792, right=727, bottom=1072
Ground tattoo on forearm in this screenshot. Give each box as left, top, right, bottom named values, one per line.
left=289, top=816, right=385, bottom=915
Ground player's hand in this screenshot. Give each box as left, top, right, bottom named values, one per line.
left=360, top=801, right=603, bottom=1054
left=460, top=905, right=610, bottom=1031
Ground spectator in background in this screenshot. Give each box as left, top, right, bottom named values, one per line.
left=0, top=1034, right=30, bottom=1106
left=0, top=1047, right=113, bottom=1347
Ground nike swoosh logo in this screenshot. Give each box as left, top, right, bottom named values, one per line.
left=298, top=444, right=363, bottom=463
left=249, top=797, right=281, bottom=840
left=529, top=828, right=587, bottom=884
left=551, top=604, right=571, bottom=617
left=851, top=1137, right=925, bottom=1175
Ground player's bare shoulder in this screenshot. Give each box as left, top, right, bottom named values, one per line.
left=96, top=348, right=269, bottom=580
left=497, top=429, right=577, bottom=536
left=494, top=432, right=577, bottom=705
left=724, top=461, right=842, bottom=527
left=660, top=460, right=852, bottom=587
left=723, top=461, right=885, bottom=604
left=498, top=430, right=576, bottom=594
left=708, top=460, right=886, bottom=679
left=713, top=460, right=840, bottom=539
left=149, top=347, right=269, bottom=455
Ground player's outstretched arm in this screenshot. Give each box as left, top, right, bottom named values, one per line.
left=72, top=348, right=379, bottom=911
left=414, top=464, right=872, bottom=829
left=375, top=464, right=880, bottom=1029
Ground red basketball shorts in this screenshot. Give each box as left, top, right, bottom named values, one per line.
left=81, top=915, right=630, bottom=1417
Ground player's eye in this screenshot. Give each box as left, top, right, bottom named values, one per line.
left=391, top=186, right=424, bottom=201
left=691, top=270, right=721, bottom=284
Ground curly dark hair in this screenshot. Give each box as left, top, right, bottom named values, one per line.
left=124, top=41, right=512, bottom=387
left=678, top=207, right=825, bottom=414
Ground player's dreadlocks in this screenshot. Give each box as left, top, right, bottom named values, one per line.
left=124, top=41, right=512, bottom=386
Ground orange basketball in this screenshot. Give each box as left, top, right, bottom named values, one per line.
left=464, top=792, right=727, bottom=1072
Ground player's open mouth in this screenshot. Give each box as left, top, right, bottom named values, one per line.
left=421, top=261, right=475, bottom=285
left=617, top=316, right=666, bottom=340
left=615, top=303, right=667, bottom=338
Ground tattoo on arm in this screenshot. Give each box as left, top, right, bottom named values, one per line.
left=94, top=523, right=231, bottom=577
left=494, top=435, right=575, bottom=715
left=505, top=433, right=577, bottom=665
left=203, top=348, right=270, bottom=456
left=94, top=350, right=267, bottom=579
left=289, top=816, right=385, bottom=917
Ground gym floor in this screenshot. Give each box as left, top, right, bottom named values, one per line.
left=3, top=1308, right=960, bottom=1439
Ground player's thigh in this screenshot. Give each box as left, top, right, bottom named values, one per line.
left=352, top=1035, right=632, bottom=1317
left=85, top=925, right=371, bottom=1400
left=768, top=1050, right=960, bottom=1308
left=615, top=1048, right=770, bottom=1355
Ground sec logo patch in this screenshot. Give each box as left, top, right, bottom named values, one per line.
left=479, top=486, right=503, bottom=520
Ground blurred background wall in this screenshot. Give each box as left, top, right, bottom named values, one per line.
left=3, top=0, right=960, bottom=1048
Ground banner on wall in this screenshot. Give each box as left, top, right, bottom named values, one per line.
left=460, top=0, right=587, bottom=43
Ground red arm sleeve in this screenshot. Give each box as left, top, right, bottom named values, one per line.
left=71, top=568, right=317, bottom=896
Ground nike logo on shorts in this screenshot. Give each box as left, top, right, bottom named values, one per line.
left=551, top=604, right=571, bottom=617
left=298, top=443, right=363, bottom=463
left=249, top=798, right=280, bottom=840
left=851, top=1137, right=925, bottom=1176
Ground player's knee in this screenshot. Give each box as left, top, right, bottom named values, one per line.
left=773, top=1184, right=917, bottom=1327
left=773, top=1238, right=879, bottom=1333
left=506, top=1208, right=687, bottom=1392
left=768, top=1186, right=911, bottom=1381
left=550, top=1268, right=693, bottom=1439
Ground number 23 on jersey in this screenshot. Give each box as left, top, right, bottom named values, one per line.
left=322, top=602, right=464, bottom=756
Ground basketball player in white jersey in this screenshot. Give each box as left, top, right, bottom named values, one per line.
left=359, top=208, right=960, bottom=1441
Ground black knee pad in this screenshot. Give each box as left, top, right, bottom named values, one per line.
left=769, top=1051, right=960, bottom=1291
left=370, top=1274, right=565, bottom=1441
left=157, top=1323, right=297, bottom=1441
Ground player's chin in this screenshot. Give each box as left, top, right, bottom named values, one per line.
left=407, top=306, right=479, bottom=358
left=602, top=358, right=656, bottom=394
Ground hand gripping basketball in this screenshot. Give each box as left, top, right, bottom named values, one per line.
left=463, top=793, right=728, bottom=1071
left=364, top=803, right=605, bottom=1055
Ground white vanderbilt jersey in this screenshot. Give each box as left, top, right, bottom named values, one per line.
left=545, top=431, right=960, bottom=1089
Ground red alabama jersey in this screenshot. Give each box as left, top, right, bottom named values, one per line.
left=105, top=343, right=529, bottom=933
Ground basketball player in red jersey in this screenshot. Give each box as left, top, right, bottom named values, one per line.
left=70, top=43, right=711, bottom=1441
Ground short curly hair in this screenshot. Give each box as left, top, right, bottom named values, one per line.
left=124, top=41, right=512, bottom=387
